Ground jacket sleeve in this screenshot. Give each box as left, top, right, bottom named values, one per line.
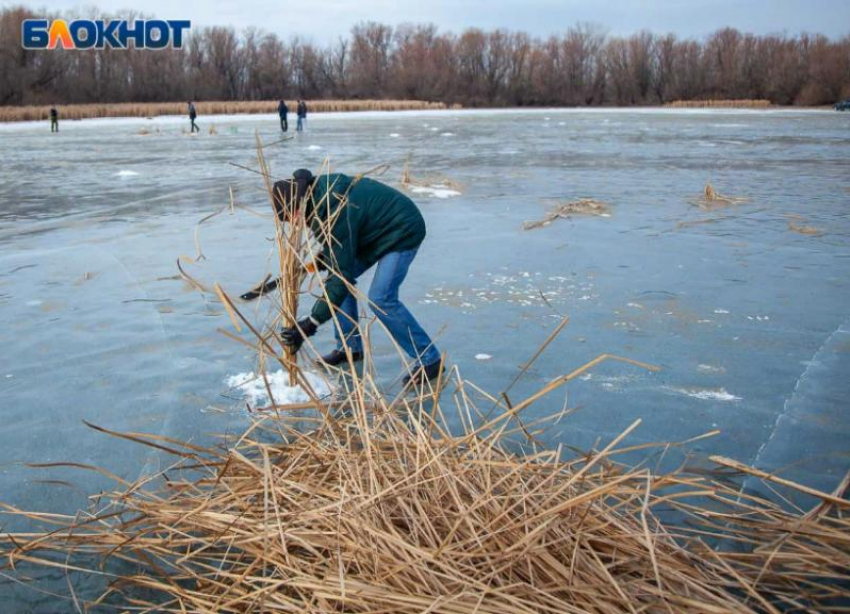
left=310, top=204, right=358, bottom=325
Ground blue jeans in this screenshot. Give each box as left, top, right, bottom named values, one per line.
left=296, top=117, right=305, bottom=131
left=334, top=249, right=440, bottom=366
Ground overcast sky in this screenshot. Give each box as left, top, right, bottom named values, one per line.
left=7, top=0, right=849, bottom=43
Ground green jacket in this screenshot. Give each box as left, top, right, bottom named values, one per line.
left=307, top=173, right=426, bottom=324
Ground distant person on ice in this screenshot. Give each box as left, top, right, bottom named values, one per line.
left=296, top=99, right=307, bottom=132
left=49, top=107, right=58, bottom=133
left=187, top=101, right=199, bottom=133
left=277, top=99, right=289, bottom=132
left=275, top=169, right=443, bottom=384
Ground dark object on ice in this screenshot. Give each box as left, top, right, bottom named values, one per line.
left=240, top=275, right=279, bottom=301
left=402, top=358, right=444, bottom=385
left=49, top=107, right=58, bottom=132
left=188, top=101, right=199, bottom=133
left=317, top=349, right=363, bottom=367
left=278, top=100, right=289, bottom=132
left=296, top=100, right=307, bottom=131
left=280, top=317, right=318, bottom=351
left=835, top=100, right=850, bottom=111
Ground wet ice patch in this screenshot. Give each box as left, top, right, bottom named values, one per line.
left=226, top=370, right=331, bottom=407
left=409, top=185, right=461, bottom=199
left=666, top=386, right=741, bottom=402
left=114, top=170, right=139, bottom=177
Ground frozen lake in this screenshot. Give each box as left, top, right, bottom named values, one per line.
left=1, top=108, right=849, bottom=605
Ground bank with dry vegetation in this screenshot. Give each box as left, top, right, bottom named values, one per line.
left=0, top=99, right=455, bottom=123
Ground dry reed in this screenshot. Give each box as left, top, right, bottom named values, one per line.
left=1, top=151, right=848, bottom=613
left=400, top=156, right=463, bottom=192
left=524, top=198, right=611, bottom=229
left=0, top=100, right=455, bottom=123
left=785, top=214, right=823, bottom=236
left=691, top=182, right=750, bottom=210
left=665, top=99, right=772, bottom=109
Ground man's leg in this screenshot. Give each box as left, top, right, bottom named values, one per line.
left=333, top=292, right=362, bottom=353
left=368, top=249, right=440, bottom=366
left=331, top=259, right=370, bottom=354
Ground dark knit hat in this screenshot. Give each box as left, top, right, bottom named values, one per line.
left=272, top=169, right=315, bottom=221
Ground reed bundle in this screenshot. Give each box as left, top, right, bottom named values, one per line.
left=524, top=199, right=611, bottom=230
left=2, top=351, right=848, bottom=612
left=692, top=182, right=750, bottom=210
left=1, top=151, right=848, bottom=613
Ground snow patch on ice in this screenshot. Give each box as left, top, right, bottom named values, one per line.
left=409, top=185, right=461, bottom=199
left=713, top=309, right=730, bottom=314
left=389, top=133, right=401, bottom=137
left=440, top=132, right=455, bottom=137
left=114, top=170, right=139, bottom=177
left=225, top=370, right=331, bottom=407
left=475, top=353, right=492, bottom=361
left=307, top=145, right=322, bottom=150
left=666, top=386, right=741, bottom=402
left=697, top=364, right=726, bottom=374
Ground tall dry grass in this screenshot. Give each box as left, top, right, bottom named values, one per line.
left=665, top=99, right=772, bottom=108
left=0, top=99, right=456, bottom=123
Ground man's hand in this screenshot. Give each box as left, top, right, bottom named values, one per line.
left=280, top=317, right=318, bottom=351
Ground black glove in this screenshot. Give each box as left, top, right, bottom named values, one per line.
left=280, top=317, right=318, bottom=351
left=240, top=276, right=279, bottom=301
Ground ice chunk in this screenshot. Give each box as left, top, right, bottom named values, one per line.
left=226, top=370, right=331, bottom=407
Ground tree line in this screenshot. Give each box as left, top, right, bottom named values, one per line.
left=1, top=5, right=848, bottom=107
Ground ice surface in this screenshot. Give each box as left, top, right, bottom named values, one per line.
left=226, top=370, right=331, bottom=406
left=1, top=108, right=849, bottom=609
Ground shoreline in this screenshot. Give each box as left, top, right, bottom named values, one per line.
left=0, top=105, right=839, bottom=132
left=0, top=100, right=839, bottom=125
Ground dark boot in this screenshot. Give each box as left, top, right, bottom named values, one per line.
left=403, top=359, right=444, bottom=386
left=317, top=348, right=363, bottom=367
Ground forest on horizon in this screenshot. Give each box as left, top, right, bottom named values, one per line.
left=1, top=5, right=848, bottom=108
